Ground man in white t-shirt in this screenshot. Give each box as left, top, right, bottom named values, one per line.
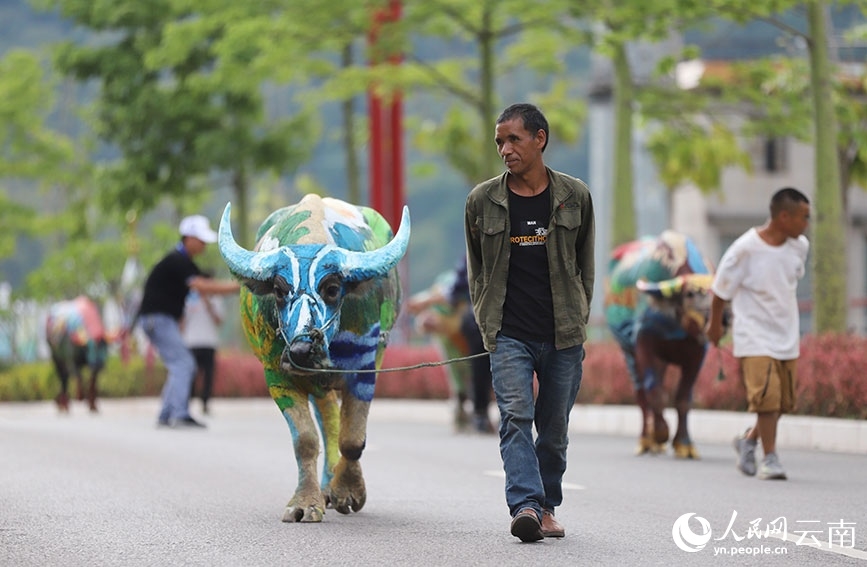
left=707, top=187, right=810, bottom=481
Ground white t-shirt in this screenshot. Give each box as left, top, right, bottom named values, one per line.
left=182, top=291, right=223, bottom=349
left=711, top=228, right=809, bottom=359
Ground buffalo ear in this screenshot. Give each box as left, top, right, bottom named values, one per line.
left=243, top=278, right=274, bottom=296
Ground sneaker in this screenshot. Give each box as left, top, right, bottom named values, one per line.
left=170, top=416, right=207, bottom=429
left=733, top=430, right=757, bottom=476
left=758, top=453, right=787, bottom=480
left=510, top=508, right=544, bottom=542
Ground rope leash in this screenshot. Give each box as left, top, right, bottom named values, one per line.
left=286, top=334, right=489, bottom=375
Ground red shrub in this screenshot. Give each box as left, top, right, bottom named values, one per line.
left=795, top=334, right=867, bottom=419
left=376, top=345, right=452, bottom=399
left=582, top=335, right=867, bottom=419
left=212, top=350, right=269, bottom=397
left=208, top=335, right=867, bottom=419
left=577, top=343, right=635, bottom=405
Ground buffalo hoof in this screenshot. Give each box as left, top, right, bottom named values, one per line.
left=56, top=394, right=70, bottom=413
left=672, top=441, right=700, bottom=460
left=326, top=486, right=366, bottom=515
left=635, top=436, right=666, bottom=456
left=326, top=459, right=367, bottom=514
left=453, top=405, right=471, bottom=433
left=282, top=504, right=324, bottom=523
left=652, top=416, right=670, bottom=444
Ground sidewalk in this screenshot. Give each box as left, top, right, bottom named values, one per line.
left=2, top=397, right=865, bottom=454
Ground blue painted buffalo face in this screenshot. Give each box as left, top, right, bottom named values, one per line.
left=217, top=203, right=410, bottom=373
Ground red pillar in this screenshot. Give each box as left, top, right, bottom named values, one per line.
left=368, top=0, right=403, bottom=232
left=389, top=91, right=403, bottom=230
left=369, top=0, right=408, bottom=343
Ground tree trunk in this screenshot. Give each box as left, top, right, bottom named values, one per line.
left=611, top=40, right=636, bottom=246
left=232, top=166, right=250, bottom=248
left=808, top=0, right=847, bottom=333
left=479, top=5, right=499, bottom=179
left=342, top=44, right=361, bottom=205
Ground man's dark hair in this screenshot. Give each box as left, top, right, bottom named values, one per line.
left=496, top=103, right=549, bottom=152
left=770, top=187, right=810, bottom=217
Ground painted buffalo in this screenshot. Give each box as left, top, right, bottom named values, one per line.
left=45, top=296, right=109, bottom=413
left=218, top=194, right=410, bottom=523
left=407, top=269, right=474, bottom=431
left=604, top=231, right=717, bottom=459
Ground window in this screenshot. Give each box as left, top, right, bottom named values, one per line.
left=749, top=136, right=788, bottom=173
left=763, top=137, right=787, bottom=173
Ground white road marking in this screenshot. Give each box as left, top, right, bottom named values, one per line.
left=483, top=470, right=585, bottom=490
left=770, top=533, right=867, bottom=561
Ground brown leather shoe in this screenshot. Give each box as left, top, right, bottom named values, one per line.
left=510, top=508, right=544, bottom=542
left=541, top=509, right=565, bottom=538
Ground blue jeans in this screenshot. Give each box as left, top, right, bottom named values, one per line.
left=490, top=333, right=584, bottom=517
left=141, top=313, right=196, bottom=422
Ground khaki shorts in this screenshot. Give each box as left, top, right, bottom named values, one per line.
left=739, top=356, right=797, bottom=414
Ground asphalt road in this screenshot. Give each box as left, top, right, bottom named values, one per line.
left=2, top=398, right=866, bottom=566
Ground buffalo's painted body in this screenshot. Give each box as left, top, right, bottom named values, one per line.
left=45, top=296, right=108, bottom=412
left=219, top=194, right=409, bottom=522
left=604, top=231, right=716, bottom=458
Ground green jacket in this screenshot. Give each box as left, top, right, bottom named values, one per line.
left=464, top=167, right=595, bottom=352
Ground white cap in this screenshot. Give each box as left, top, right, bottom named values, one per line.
left=179, top=215, right=217, bottom=243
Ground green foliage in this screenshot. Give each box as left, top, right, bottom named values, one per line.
left=394, top=0, right=589, bottom=180
left=7, top=0, right=861, bottom=317
left=705, top=0, right=803, bottom=22
left=578, top=0, right=711, bottom=48
left=0, top=359, right=56, bottom=401
left=411, top=106, right=486, bottom=184
left=639, top=49, right=867, bottom=196
left=43, top=0, right=317, bottom=248
left=0, top=355, right=166, bottom=402
left=0, top=49, right=76, bottom=180
left=568, top=0, right=729, bottom=244
left=646, top=121, right=752, bottom=193
left=0, top=194, right=35, bottom=260
left=0, top=48, right=95, bottom=264
left=24, top=239, right=130, bottom=301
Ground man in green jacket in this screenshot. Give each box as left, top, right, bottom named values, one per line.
left=464, top=103, right=595, bottom=542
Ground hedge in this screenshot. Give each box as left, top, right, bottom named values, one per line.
left=1, top=334, right=864, bottom=420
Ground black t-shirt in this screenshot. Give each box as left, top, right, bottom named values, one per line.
left=500, top=187, right=555, bottom=343
left=138, top=247, right=201, bottom=321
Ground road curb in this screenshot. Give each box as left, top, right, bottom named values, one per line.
left=571, top=405, right=867, bottom=454
left=2, top=397, right=864, bottom=454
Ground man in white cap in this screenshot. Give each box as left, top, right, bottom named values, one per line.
left=137, top=215, right=240, bottom=428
